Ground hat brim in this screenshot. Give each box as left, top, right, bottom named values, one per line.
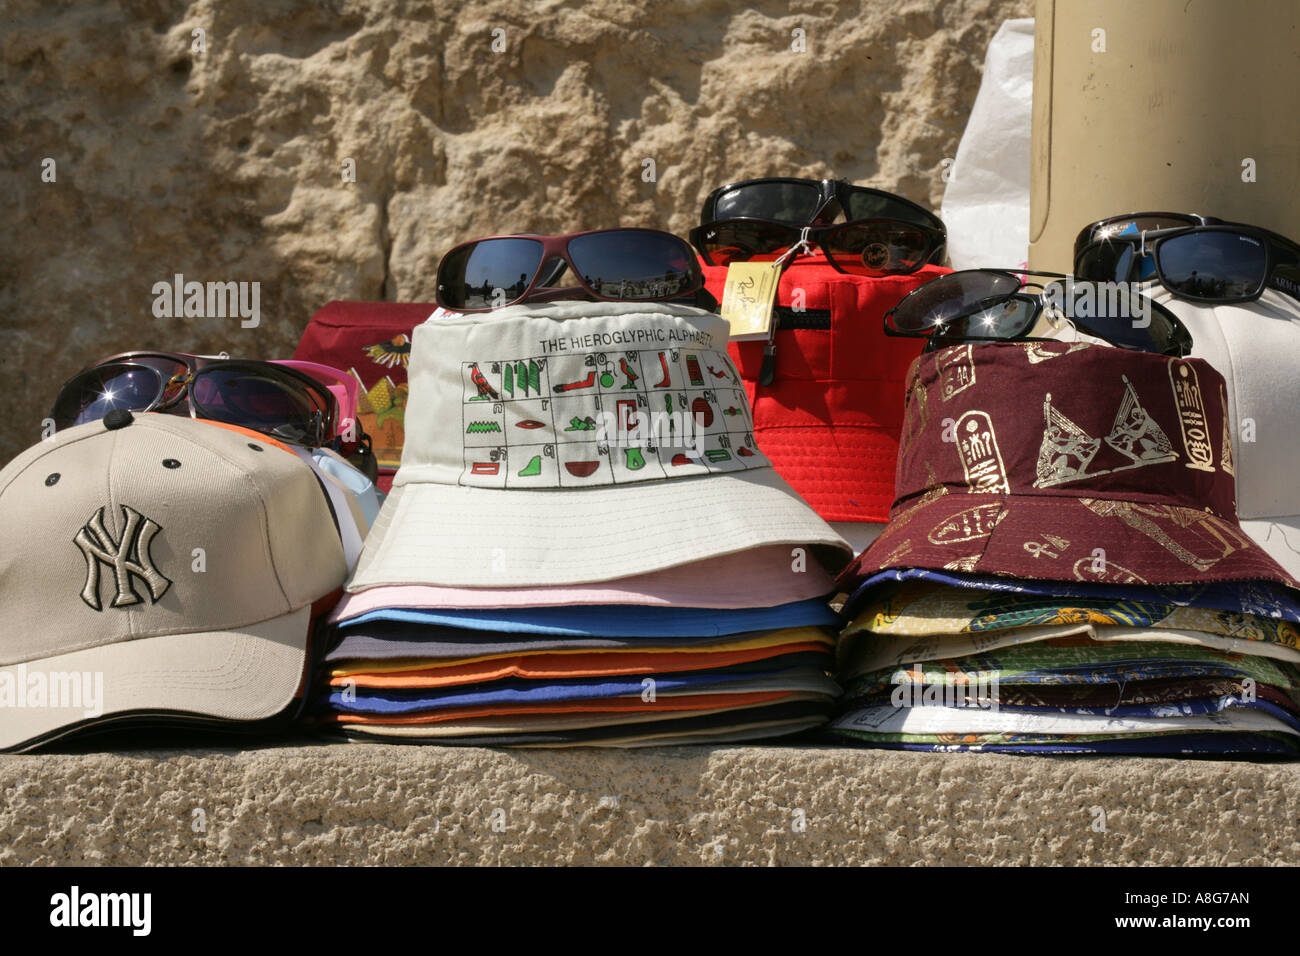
left=332, top=698, right=824, bottom=737
left=751, top=423, right=897, bottom=523
left=348, top=467, right=850, bottom=590
left=329, top=544, right=836, bottom=619
left=0, top=607, right=310, bottom=752
left=839, top=491, right=1300, bottom=592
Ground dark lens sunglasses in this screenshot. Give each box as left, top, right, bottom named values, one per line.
left=51, top=351, right=338, bottom=446
left=435, top=228, right=703, bottom=312
left=1075, top=214, right=1300, bottom=307
left=1072, top=212, right=1221, bottom=263
left=701, top=175, right=945, bottom=232
left=884, top=269, right=1192, bottom=356
left=689, top=216, right=944, bottom=277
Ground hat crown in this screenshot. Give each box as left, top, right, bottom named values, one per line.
left=895, top=342, right=1237, bottom=517
left=394, top=302, right=772, bottom=489
left=0, top=414, right=346, bottom=665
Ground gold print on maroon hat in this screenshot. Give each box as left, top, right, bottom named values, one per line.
left=1104, top=375, right=1177, bottom=468
left=898, top=372, right=930, bottom=460
left=1022, top=341, right=1089, bottom=364
left=1033, top=378, right=1177, bottom=489
left=1167, top=360, right=1215, bottom=473
left=942, top=555, right=980, bottom=571
left=887, top=471, right=948, bottom=532
left=1078, top=498, right=1253, bottom=571
left=1022, top=534, right=1070, bottom=560
left=936, top=345, right=976, bottom=402
left=1035, top=392, right=1102, bottom=488
left=1219, top=381, right=1235, bottom=476
left=880, top=539, right=915, bottom=567
left=955, top=411, right=1010, bottom=494
left=1071, top=556, right=1148, bottom=584
left=926, top=503, right=1006, bottom=545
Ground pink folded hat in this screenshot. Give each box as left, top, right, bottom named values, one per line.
left=330, top=544, right=833, bottom=622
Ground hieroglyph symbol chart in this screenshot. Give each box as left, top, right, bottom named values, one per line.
left=459, top=348, right=763, bottom=488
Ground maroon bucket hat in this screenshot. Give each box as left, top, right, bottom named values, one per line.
left=836, top=340, right=1300, bottom=592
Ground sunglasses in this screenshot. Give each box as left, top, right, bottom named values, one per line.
left=701, top=176, right=945, bottom=231
left=51, top=351, right=339, bottom=447
left=435, top=228, right=703, bottom=312
left=1074, top=213, right=1300, bottom=306
left=884, top=269, right=1192, bottom=356
left=689, top=217, right=944, bottom=277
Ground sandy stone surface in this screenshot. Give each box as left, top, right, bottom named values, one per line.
left=2, top=741, right=1296, bottom=865
left=3, top=0, right=1029, bottom=466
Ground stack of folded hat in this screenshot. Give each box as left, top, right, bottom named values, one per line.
left=827, top=341, right=1300, bottom=755
left=310, top=301, right=854, bottom=746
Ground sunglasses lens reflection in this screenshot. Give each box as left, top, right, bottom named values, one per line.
left=1158, top=230, right=1267, bottom=301
left=826, top=222, right=930, bottom=276
left=713, top=182, right=824, bottom=223
left=53, top=363, right=163, bottom=429
left=844, top=192, right=934, bottom=230
left=946, top=296, right=1037, bottom=340
left=567, top=231, right=698, bottom=301
left=892, top=272, right=1023, bottom=333
left=693, top=220, right=801, bottom=263
left=437, top=238, right=545, bottom=310
left=192, top=367, right=325, bottom=443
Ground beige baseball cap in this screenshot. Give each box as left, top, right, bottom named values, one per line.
left=347, top=301, right=851, bottom=590
left=0, top=412, right=348, bottom=751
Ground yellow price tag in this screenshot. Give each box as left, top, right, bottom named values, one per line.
left=718, top=262, right=782, bottom=340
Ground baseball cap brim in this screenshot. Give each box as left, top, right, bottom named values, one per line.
left=749, top=422, right=898, bottom=523
left=838, top=491, right=1300, bottom=592
left=0, top=607, right=310, bottom=752
left=348, top=466, right=851, bottom=590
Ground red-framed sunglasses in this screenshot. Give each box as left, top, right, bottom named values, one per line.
left=435, top=228, right=704, bottom=312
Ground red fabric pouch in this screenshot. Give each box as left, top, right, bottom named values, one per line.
left=293, top=301, right=437, bottom=491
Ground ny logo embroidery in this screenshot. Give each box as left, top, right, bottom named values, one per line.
left=73, top=505, right=172, bottom=611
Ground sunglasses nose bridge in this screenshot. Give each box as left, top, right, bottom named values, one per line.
left=810, top=189, right=843, bottom=224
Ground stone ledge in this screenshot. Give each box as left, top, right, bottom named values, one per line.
left=2, top=740, right=1296, bottom=865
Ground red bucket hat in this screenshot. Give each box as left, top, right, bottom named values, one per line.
left=702, top=257, right=947, bottom=523
left=836, top=340, right=1300, bottom=592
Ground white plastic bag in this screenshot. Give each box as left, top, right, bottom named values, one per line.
left=940, top=18, right=1035, bottom=271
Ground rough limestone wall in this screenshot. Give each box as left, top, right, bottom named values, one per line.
left=2, top=0, right=1030, bottom=466
left=2, top=744, right=1297, bottom=865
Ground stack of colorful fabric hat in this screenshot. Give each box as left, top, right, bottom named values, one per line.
left=310, top=301, right=853, bottom=746
left=828, top=341, right=1300, bottom=755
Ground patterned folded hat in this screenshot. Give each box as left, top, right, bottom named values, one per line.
left=836, top=340, right=1300, bottom=592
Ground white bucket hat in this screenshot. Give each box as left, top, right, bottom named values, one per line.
left=1147, top=287, right=1300, bottom=579
left=347, top=301, right=851, bottom=590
